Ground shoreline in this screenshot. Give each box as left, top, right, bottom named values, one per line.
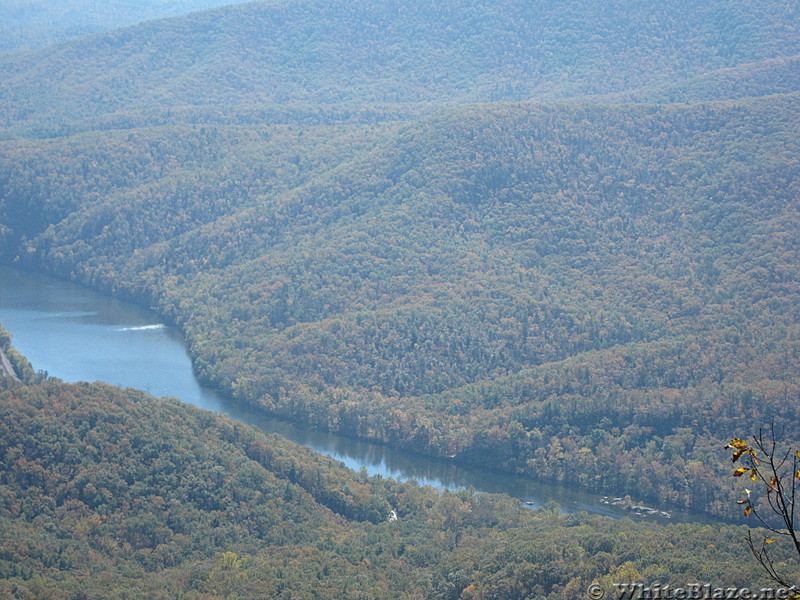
left=0, top=347, right=19, bottom=381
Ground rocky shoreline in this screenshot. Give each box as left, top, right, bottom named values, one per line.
left=0, top=348, right=19, bottom=381
left=601, top=496, right=672, bottom=519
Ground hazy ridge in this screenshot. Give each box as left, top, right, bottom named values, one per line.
left=2, top=0, right=799, bottom=136
left=0, top=0, right=799, bottom=594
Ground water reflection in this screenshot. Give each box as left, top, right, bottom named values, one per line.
left=0, top=266, right=717, bottom=523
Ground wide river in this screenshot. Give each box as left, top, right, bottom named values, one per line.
left=0, top=266, right=714, bottom=523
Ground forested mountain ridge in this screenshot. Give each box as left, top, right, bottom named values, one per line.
left=3, top=92, right=798, bottom=518
left=0, top=0, right=249, bottom=53
left=1, top=339, right=798, bottom=598
left=1, top=0, right=800, bottom=591
left=0, top=121, right=397, bottom=258
left=597, top=55, right=800, bottom=104
left=1, top=0, right=799, bottom=136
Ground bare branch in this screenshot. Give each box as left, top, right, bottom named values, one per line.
left=727, top=429, right=800, bottom=589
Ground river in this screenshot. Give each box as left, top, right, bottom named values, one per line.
left=0, top=265, right=713, bottom=523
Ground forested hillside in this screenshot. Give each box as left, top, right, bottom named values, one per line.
left=2, top=94, right=798, bottom=518
left=1, top=0, right=799, bottom=136
left=602, top=55, right=800, bottom=103
left=1, top=367, right=797, bottom=598
left=0, top=0, right=798, bottom=526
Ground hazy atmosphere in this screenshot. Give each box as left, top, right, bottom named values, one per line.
left=0, top=0, right=798, bottom=598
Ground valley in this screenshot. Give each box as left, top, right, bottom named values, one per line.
left=0, top=0, right=798, bottom=596
left=0, top=264, right=718, bottom=523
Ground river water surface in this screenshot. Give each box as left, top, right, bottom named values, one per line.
left=0, top=266, right=714, bottom=523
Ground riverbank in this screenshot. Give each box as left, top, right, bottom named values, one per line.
left=0, top=265, right=726, bottom=525
left=0, top=347, right=19, bottom=380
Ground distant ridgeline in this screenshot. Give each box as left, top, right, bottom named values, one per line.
left=0, top=338, right=798, bottom=598
left=0, top=0, right=249, bottom=53
left=1, top=0, right=799, bottom=136
left=0, top=0, right=798, bottom=523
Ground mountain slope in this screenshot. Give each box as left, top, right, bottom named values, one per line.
left=600, top=55, right=800, bottom=103
left=3, top=93, right=798, bottom=517
left=1, top=0, right=799, bottom=524
left=0, top=0, right=250, bottom=52
left=0, top=376, right=396, bottom=597
left=2, top=0, right=799, bottom=135
left=2, top=362, right=796, bottom=598
left=0, top=120, right=398, bottom=258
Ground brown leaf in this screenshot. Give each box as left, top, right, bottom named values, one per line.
left=732, top=449, right=747, bottom=463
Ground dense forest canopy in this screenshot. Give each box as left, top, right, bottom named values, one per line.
left=0, top=1, right=799, bottom=593
left=1, top=0, right=799, bottom=137
left=1, top=351, right=798, bottom=598
left=2, top=94, right=797, bottom=519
